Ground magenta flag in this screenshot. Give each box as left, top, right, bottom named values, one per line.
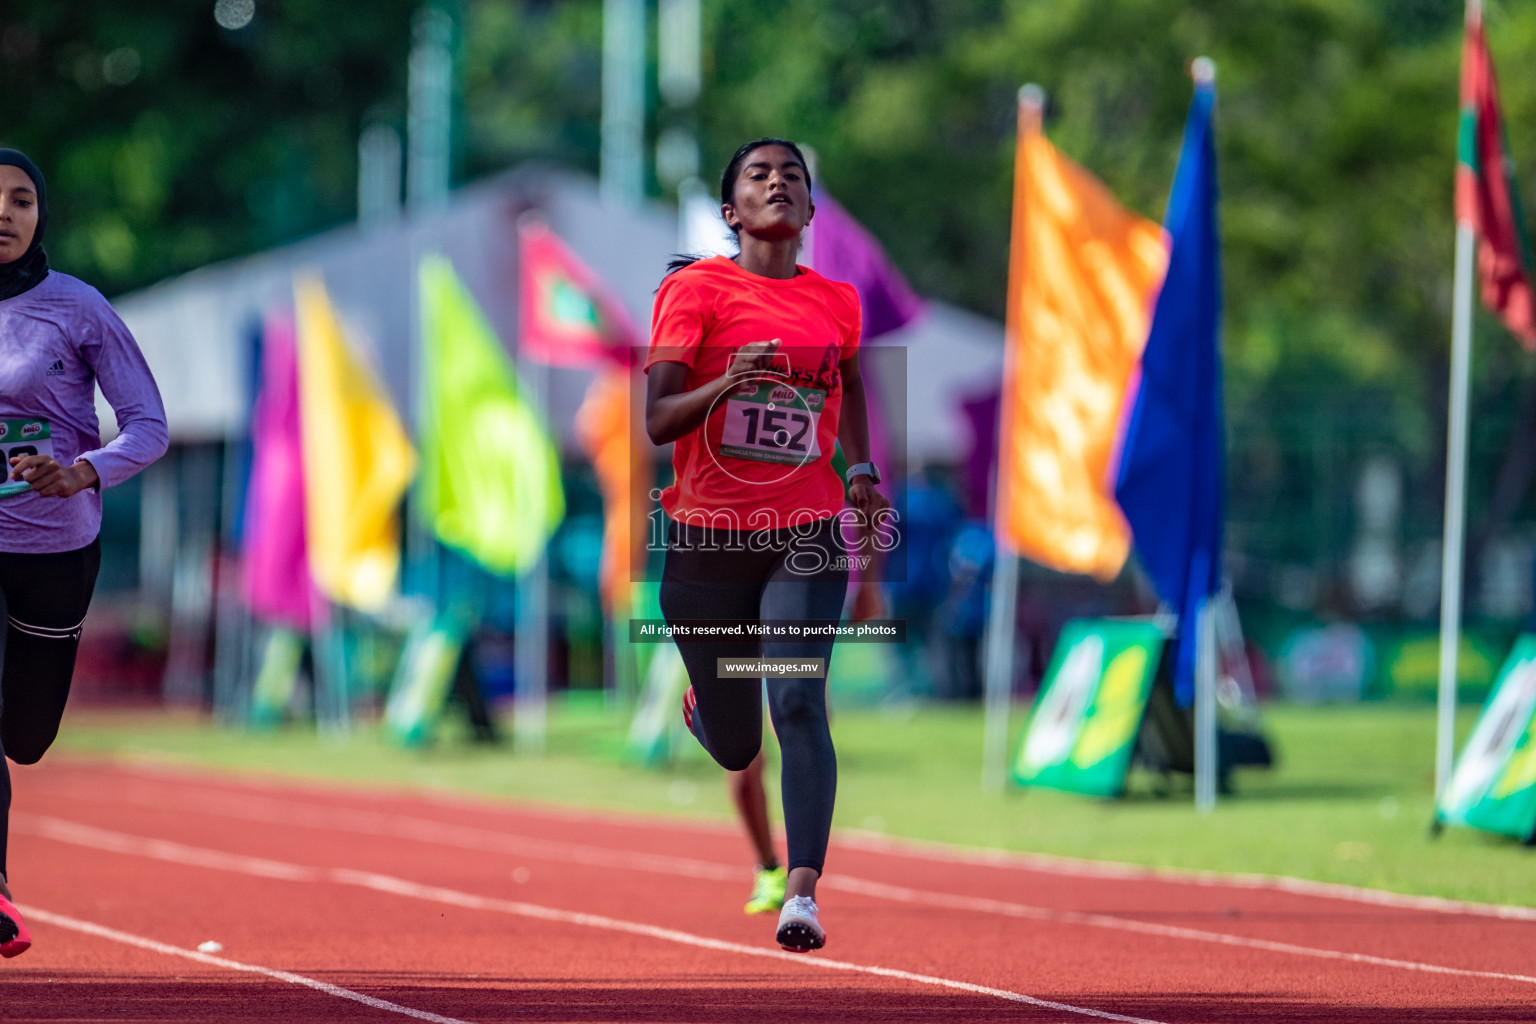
left=812, top=193, right=923, bottom=477
left=811, top=194, right=925, bottom=478
left=811, top=193, right=925, bottom=341
left=240, top=311, right=317, bottom=628
left=811, top=193, right=924, bottom=586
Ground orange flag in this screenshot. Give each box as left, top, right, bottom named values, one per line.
left=575, top=367, right=649, bottom=615
left=998, top=96, right=1168, bottom=581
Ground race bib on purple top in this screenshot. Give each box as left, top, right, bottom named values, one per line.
left=0, top=418, right=53, bottom=499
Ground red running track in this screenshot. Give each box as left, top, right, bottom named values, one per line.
left=2, top=757, right=1534, bottom=1023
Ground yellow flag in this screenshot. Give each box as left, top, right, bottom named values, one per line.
left=999, top=104, right=1168, bottom=581
left=294, top=274, right=416, bottom=611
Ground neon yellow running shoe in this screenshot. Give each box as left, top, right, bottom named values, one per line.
left=744, top=865, right=787, bottom=915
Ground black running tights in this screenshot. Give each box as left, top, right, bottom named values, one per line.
left=659, top=517, right=848, bottom=875
left=0, top=539, right=101, bottom=880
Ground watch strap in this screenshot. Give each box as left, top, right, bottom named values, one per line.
left=845, top=461, right=880, bottom=484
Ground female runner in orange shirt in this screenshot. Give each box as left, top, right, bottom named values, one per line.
left=645, top=138, right=887, bottom=951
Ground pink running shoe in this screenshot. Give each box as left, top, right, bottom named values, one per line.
left=0, top=895, right=32, bottom=958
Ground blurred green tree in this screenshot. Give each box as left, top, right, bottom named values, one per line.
left=0, top=0, right=419, bottom=295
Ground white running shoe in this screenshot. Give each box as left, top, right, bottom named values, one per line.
left=775, top=895, right=825, bottom=952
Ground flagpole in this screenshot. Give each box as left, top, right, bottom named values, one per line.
left=1189, top=55, right=1221, bottom=815
left=601, top=0, right=646, bottom=206
left=982, top=549, right=1019, bottom=793
left=1437, top=213, right=1476, bottom=800
left=1194, top=596, right=1218, bottom=812
left=982, top=83, right=1044, bottom=794
left=656, top=0, right=702, bottom=190
left=515, top=336, right=551, bottom=757
left=1437, top=0, right=1483, bottom=800
left=406, top=4, right=452, bottom=607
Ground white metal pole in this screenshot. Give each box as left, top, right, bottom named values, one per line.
left=1190, top=54, right=1221, bottom=814
left=602, top=0, right=646, bottom=206
left=514, top=357, right=552, bottom=755
left=406, top=7, right=452, bottom=214
left=981, top=547, right=1019, bottom=793
left=1437, top=222, right=1476, bottom=798
left=982, top=84, right=1044, bottom=794
left=656, top=0, right=701, bottom=189
left=358, top=122, right=403, bottom=229
left=1194, top=598, right=1218, bottom=812
left=406, top=5, right=452, bottom=603
left=658, top=0, right=701, bottom=107
left=212, top=430, right=250, bottom=725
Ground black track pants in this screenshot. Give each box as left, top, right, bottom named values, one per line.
left=0, top=538, right=101, bottom=879
left=660, top=517, right=848, bottom=875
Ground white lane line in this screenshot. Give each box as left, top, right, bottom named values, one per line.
left=833, top=830, right=1536, bottom=923
left=335, top=871, right=1165, bottom=1024
left=47, top=789, right=1536, bottom=985
left=24, top=815, right=319, bottom=880
left=14, top=814, right=1164, bottom=1024
left=23, top=907, right=475, bottom=1024
left=85, top=761, right=1536, bottom=923
left=94, top=757, right=741, bottom=835
left=825, top=876, right=1536, bottom=986
left=95, top=786, right=746, bottom=882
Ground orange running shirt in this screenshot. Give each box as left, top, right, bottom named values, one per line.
left=645, top=255, right=861, bottom=528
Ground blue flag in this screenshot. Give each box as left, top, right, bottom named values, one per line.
left=1113, top=77, right=1224, bottom=706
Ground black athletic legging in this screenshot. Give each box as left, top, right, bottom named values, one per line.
left=660, top=516, right=847, bottom=875
left=0, top=538, right=101, bottom=880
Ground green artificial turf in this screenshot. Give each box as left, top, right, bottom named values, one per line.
left=49, top=697, right=1533, bottom=907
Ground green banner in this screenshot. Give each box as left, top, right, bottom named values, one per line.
left=1437, top=635, right=1536, bottom=843
left=383, top=620, right=465, bottom=747
left=623, top=641, right=694, bottom=765
left=249, top=627, right=306, bottom=728
left=1012, top=619, right=1164, bottom=797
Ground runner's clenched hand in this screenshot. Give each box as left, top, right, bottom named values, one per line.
left=724, top=339, right=787, bottom=389
left=846, top=476, right=888, bottom=528
left=9, top=454, right=98, bottom=498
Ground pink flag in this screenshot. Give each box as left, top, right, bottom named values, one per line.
left=240, top=312, right=318, bottom=628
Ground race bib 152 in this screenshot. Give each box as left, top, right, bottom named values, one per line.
left=718, top=383, right=824, bottom=466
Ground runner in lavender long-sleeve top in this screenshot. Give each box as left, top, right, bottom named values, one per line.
left=0, top=271, right=169, bottom=549
left=0, top=149, right=168, bottom=960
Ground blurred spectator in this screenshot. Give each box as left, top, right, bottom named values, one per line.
left=886, top=469, right=961, bottom=697
left=934, top=519, right=995, bottom=701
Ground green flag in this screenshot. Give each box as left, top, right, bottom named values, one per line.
left=419, top=255, right=564, bottom=575
left=1436, top=635, right=1536, bottom=843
